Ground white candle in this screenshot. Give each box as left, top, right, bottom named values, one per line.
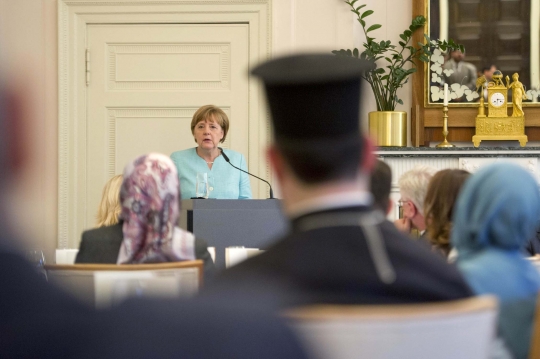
left=443, top=83, right=448, bottom=106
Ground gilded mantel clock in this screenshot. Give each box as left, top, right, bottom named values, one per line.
left=472, top=70, right=528, bottom=147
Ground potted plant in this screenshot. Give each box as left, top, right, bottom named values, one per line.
left=333, top=0, right=464, bottom=146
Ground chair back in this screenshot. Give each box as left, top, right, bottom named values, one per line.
left=55, top=249, right=79, bottom=264
left=529, top=292, right=540, bottom=359
left=283, top=296, right=498, bottom=359
left=225, top=247, right=264, bottom=268
left=45, top=260, right=203, bottom=308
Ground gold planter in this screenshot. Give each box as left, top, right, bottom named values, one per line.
left=368, top=111, right=407, bottom=147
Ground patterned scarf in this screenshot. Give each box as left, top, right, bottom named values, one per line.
left=117, top=153, right=195, bottom=264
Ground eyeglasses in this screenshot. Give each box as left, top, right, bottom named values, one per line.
left=397, top=199, right=411, bottom=207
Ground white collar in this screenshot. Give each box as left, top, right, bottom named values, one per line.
left=287, top=190, right=372, bottom=220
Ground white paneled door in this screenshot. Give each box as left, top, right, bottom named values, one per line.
left=84, top=23, right=249, bottom=231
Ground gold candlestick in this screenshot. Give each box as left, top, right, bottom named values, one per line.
left=436, top=105, right=455, bottom=148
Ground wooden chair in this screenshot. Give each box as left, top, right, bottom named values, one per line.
left=44, top=260, right=203, bottom=308
left=283, top=295, right=498, bottom=359
left=529, top=293, right=540, bottom=359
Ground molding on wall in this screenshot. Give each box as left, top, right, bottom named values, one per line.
left=58, top=0, right=271, bottom=248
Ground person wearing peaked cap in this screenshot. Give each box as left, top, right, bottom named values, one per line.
left=203, top=54, right=472, bottom=306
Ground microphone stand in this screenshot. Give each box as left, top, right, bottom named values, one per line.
left=219, top=147, right=274, bottom=199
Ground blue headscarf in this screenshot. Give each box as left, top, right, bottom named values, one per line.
left=451, top=163, right=540, bottom=303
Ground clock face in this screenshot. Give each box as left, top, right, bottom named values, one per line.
left=490, top=92, right=506, bottom=107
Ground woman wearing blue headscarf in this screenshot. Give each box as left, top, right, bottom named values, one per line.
left=452, top=163, right=540, bottom=359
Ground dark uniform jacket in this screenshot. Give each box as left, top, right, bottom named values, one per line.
left=206, top=206, right=473, bottom=308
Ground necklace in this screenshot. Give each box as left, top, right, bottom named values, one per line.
left=206, top=161, right=214, bottom=164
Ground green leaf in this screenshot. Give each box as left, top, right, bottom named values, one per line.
left=350, top=0, right=358, bottom=6
left=404, top=30, right=412, bottom=37
left=419, top=54, right=429, bottom=62
left=399, top=34, right=407, bottom=41
left=359, top=19, right=366, bottom=27
left=353, top=48, right=359, bottom=58
left=411, top=15, right=426, bottom=27
left=361, top=10, right=374, bottom=19
left=398, top=41, right=405, bottom=47
left=356, top=4, right=367, bottom=11
left=397, top=99, right=404, bottom=105
left=366, top=24, right=382, bottom=33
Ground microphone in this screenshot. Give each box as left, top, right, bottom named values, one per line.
left=219, top=147, right=274, bottom=199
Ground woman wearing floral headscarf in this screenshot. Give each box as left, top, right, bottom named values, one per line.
left=452, top=163, right=540, bottom=359
left=76, top=154, right=214, bottom=276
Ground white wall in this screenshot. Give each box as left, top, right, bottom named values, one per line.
left=273, top=0, right=413, bottom=136
left=0, top=0, right=413, bottom=261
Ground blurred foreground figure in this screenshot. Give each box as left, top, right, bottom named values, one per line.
left=0, top=78, right=306, bottom=358
left=452, top=163, right=540, bottom=359
left=205, top=54, right=472, bottom=307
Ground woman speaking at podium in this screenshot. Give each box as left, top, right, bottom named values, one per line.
left=171, top=105, right=252, bottom=199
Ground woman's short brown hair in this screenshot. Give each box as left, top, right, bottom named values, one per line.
left=190, top=105, right=230, bottom=143
left=424, top=169, right=470, bottom=257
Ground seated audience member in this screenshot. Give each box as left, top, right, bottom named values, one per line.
left=394, top=165, right=437, bottom=240
left=452, top=163, right=540, bottom=359
left=205, top=54, right=472, bottom=307
left=370, top=160, right=393, bottom=215
left=0, top=75, right=306, bottom=359
left=95, top=174, right=123, bottom=227
left=76, top=154, right=214, bottom=277
left=423, top=169, right=470, bottom=258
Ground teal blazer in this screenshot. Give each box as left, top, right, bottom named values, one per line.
left=171, top=148, right=252, bottom=200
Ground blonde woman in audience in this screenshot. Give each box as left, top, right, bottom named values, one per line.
left=95, top=174, right=123, bottom=227
left=423, top=169, right=470, bottom=258
left=452, top=163, right=540, bottom=359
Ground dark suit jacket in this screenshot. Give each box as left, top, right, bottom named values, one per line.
left=75, top=222, right=215, bottom=279
left=205, top=206, right=473, bottom=308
